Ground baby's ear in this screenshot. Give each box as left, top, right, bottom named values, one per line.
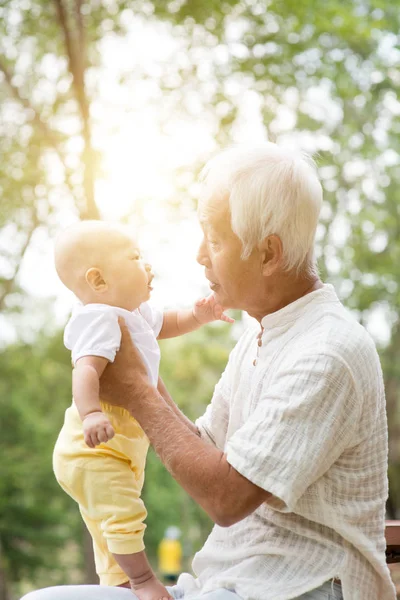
left=85, top=267, right=107, bottom=292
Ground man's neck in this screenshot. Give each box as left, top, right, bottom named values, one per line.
left=248, top=274, right=323, bottom=323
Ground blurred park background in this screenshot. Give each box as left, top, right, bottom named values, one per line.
left=1, top=0, right=400, bottom=597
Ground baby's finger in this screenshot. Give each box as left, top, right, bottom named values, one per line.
left=220, top=312, right=235, bottom=324
left=213, top=304, right=223, bottom=319
left=91, top=432, right=101, bottom=447
left=207, top=293, right=216, bottom=305
left=84, top=433, right=94, bottom=448
left=105, top=423, right=115, bottom=440
left=97, top=427, right=109, bottom=444
left=195, top=297, right=207, bottom=307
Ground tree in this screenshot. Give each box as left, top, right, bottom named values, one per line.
left=0, top=0, right=126, bottom=312
left=2, top=0, right=400, bottom=591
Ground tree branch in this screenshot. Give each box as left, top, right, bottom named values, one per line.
left=0, top=212, right=38, bottom=312
left=0, top=56, right=77, bottom=202
left=0, top=57, right=60, bottom=156
left=75, top=0, right=85, bottom=60
left=53, top=0, right=99, bottom=219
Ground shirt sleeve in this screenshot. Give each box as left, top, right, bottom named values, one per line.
left=225, top=351, right=362, bottom=512
left=64, top=308, right=122, bottom=366
left=139, top=302, right=164, bottom=338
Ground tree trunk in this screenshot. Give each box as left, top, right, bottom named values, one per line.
left=53, top=0, right=99, bottom=220
left=0, top=544, right=10, bottom=600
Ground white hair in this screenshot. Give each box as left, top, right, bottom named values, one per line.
left=200, top=143, right=323, bottom=273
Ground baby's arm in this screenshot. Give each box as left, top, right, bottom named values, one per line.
left=158, top=293, right=234, bottom=340
left=73, top=356, right=115, bottom=448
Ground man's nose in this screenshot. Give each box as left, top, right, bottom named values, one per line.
left=196, top=237, right=209, bottom=267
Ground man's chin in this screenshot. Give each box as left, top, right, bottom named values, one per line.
left=210, top=285, right=227, bottom=305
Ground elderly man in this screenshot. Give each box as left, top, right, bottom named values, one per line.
left=22, top=144, right=395, bottom=600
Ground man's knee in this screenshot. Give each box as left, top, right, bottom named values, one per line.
left=19, top=587, right=85, bottom=600
left=20, top=585, right=135, bottom=600
left=20, top=589, right=73, bottom=600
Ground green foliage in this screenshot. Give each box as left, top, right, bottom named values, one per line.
left=0, top=332, right=84, bottom=593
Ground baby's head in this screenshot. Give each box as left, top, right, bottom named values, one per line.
left=54, top=220, right=153, bottom=311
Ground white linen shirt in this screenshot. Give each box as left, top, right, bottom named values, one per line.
left=64, top=302, right=163, bottom=386
left=178, top=284, right=395, bottom=600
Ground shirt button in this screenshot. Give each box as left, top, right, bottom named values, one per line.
left=258, top=339, right=262, bottom=347
left=253, top=359, right=257, bottom=366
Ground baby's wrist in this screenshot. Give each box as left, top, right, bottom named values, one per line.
left=82, top=410, right=103, bottom=422
left=191, top=307, right=204, bottom=326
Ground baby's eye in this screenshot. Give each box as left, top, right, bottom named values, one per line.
left=131, top=254, right=141, bottom=260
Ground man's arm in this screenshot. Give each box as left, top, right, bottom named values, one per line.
left=101, top=322, right=270, bottom=527
left=131, top=383, right=270, bottom=526
left=157, top=377, right=200, bottom=438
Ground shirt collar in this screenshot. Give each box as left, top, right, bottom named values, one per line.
left=260, top=283, right=340, bottom=331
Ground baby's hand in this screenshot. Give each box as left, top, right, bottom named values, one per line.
left=193, top=293, right=235, bottom=325
left=83, top=412, right=115, bottom=448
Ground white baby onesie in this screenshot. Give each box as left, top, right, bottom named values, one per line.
left=64, top=302, right=163, bottom=386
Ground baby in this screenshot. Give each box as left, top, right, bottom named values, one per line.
left=52, top=220, right=232, bottom=600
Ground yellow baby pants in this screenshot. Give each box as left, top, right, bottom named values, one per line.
left=53, top=401, right=149, bottom=586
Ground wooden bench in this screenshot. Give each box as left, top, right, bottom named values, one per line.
left=386, top=521, right=400, bottom=563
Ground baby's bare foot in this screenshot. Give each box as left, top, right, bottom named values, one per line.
left=131, top=575, right=172, bottom=600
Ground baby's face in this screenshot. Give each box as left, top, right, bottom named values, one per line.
left=102, top=234, right=153, bottom=311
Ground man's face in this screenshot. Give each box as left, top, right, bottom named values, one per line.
left=197, top=193, right=262, bottom=311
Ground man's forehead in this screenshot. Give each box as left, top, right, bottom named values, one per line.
left=198, top=192, right=230, bottom=229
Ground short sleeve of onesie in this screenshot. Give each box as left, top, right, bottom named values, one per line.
left=64, top=306, right=122, bottom=366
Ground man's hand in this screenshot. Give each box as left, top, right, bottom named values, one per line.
left=193, top=293, right=234, bottom=325
left=99, top=318, right=152, bottom=414
left=83, top=412, right=115, bottom=448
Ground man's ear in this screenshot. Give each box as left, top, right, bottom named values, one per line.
left=259, top=235, right=283, bottom=276
left=85, top=268, right=108, bottom=292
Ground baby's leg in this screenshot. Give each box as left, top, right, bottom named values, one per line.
left=54, top=451, right=147, bottom=586
left=80, top=506, right=128, bottom=587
